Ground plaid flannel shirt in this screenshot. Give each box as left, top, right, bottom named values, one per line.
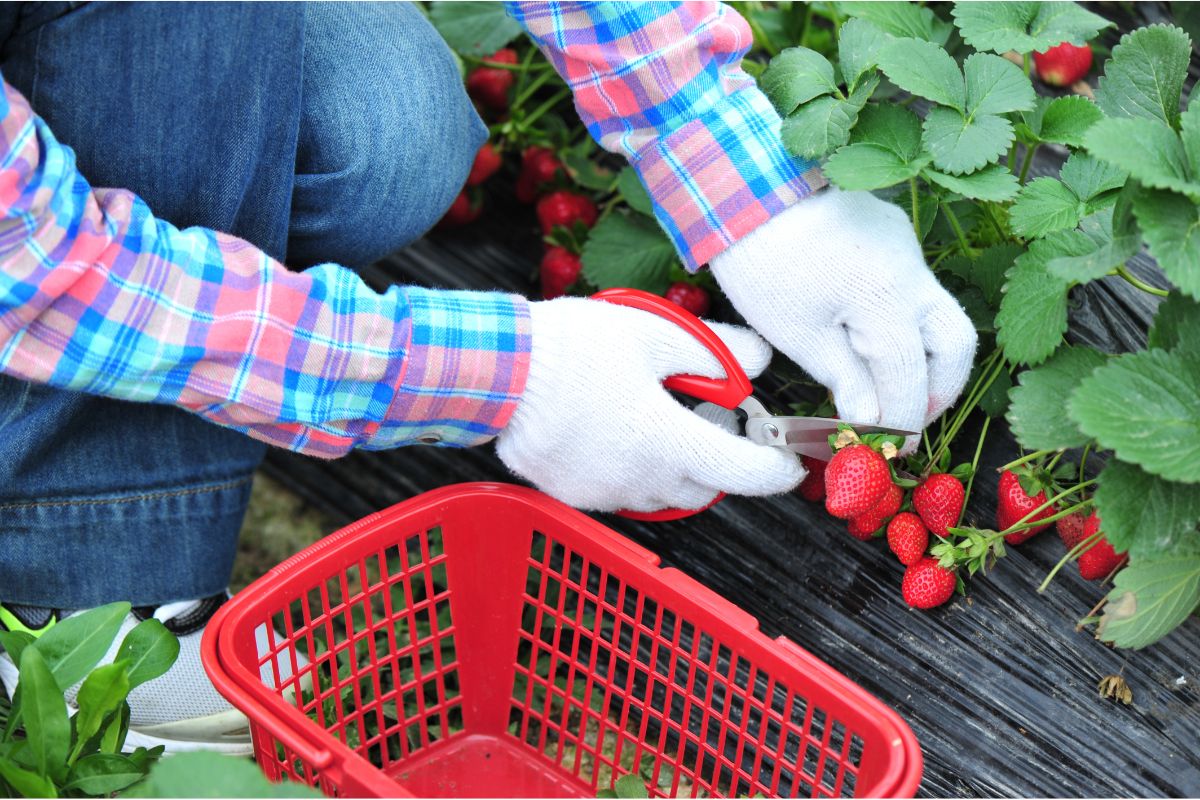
left=508, top=1, right=827, bottom=270
left=0, top=2, right=822, bottom=458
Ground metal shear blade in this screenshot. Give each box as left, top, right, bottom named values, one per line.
left=733, top=397, right=917, bottom=461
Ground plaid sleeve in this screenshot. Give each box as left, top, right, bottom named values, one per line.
left=506, top=1, right=827, bottom=271
left=0, top=77, right=530, bottom=458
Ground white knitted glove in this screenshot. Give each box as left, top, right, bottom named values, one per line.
left=496, top=298, right=804, bottom=513
left=710, top=188, right=977, bottom=447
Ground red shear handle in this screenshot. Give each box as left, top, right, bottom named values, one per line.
left=592, top=288, right=754, bottom=522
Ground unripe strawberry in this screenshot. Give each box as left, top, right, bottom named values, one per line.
left=1033, top=42, right=1092, bottom=87
left=540, top=247, right=582, bottom=299
left=912, top=473, right=964, bottom=537
left=466, top=143, right=502, bottom=187
left=664, top=282, right=711, bottom=317
left=998, top=470, right=1054, bottom=544
left=824, top=445, right=891, bottom=519
left=796, top=456, right=827, bottom=502
left=887, top=512, right=929, bottom=566
left=466, top=48, right=518, bottom=111
left=901, top=558, right=957, bottom=609
left=1078, top=513, right=1126, bottom=581
left=536, top=191, right=598, bottom=235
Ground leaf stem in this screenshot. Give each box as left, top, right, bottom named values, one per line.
left=1078, top=441, right=1093, bottom=484
left=910, top=178, right=921, bottom=239
left=1004, top=479, right=1098, bottom=533
left=512, top=68, right=553, bottom=111
left=958, top=415, right=991, bottom=526
left=1038, top=529, right=1103, bottom=592
left=1023, top=51, right=1032, bottom=77
left=941, top=201, right=975, bottom=256
left=521, top=88, right=571, bottom=130
left=1018, top=144, right=1039, bottom=184
left=928, top=351, right=1004, bottom=469
left=1116, top=265, right=1169, bottom=297
left=1045, top=449, right=1065, bottom=473
left=998, top=448, right=1056, bottom=473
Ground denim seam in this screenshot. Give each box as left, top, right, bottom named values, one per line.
left=0, top=476, right=253, bottom=512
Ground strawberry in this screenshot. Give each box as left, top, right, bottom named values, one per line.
left=912, top=473, right=964, bottom=537
left=664, top=282, right=711, bottom=317
left=466, top=48, right=518, bottom=111
left=1078, top=513, right=1127, bottom=581
left=887, top=512, right=929, bottom=566
left=536, top=191, right=598, bottom=235
left=847, top=483, right=903, bottom=540
left=824, top=444, right=891, bottom=520
left=516, top=146, right=563, bottom=203
left=901, top=558, right=957, bottom=609
left=440, top=189, right=482, bottom=227
left=540, top=247, right=582, bottom=300
left=466, top=143, right=502, bottom=187
left=796, top=456, right=827, bottom=502
left=997, top=470, right=1054, bottom=544
left=1032, top=42, right=1092, bottom=87
left=1056, top=512, right=1087, bottom=549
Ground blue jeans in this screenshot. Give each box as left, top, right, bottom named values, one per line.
left=0, top=2, right=487, bottom=607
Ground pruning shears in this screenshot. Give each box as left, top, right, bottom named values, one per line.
left=592, top=288, right=917, bottom=522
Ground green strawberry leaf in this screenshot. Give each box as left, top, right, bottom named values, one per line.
left=850, top=103, right=923, bottom=159
left=1148, top=291, right=1200, bottom=355
left=996, top=231, right=1092, bottom=365
left=951, top=1, right=1112, bottom=55
left=1095, top=24, right=1191, bottom=129
left=1084, top=118, right=1200, bottom=198
left=428, top=2, right=523, bottom=58
left=876, top=37, right=965, bottom=111
left=837, top=18, right=888, bottom=94
left=1047, top=202, right=1141, bottom=283
left=1038, top=96, right=1104, bottom=147
left=581, top=214, right=676, bottom=295
left=1068, top=348, right=1200, bottom=483
left=923, top=108, right=1013, bottom=175
left=841, top=2, right=953, bottom=44
left=761, top=47, right=839, bottom=116
left=1059, top=152, right=1129, bottom=205
left=1009, top=177, right=1085, bottom=238
left=613, top=774, right=650, bottom=798
left=824, top=143, right=924, bottom=190
left=1133, top=189, right=1200, bottom=300
left=979, top=367, right=1013, bottom=419
left=1097, top=553, right=1200, bottom=649
left=941, top=243, right=1023, bottom=307
left=924, top=164, right=1020, bottom=202
left=1006, top=346, right=1107, bottom=450
left=1094, top=460, right=1200, bottom=558
left=963, top=52, right=1036, bottom=117
left=780, top=74, right=879, bottom=158
left=616, top=167, right=654, bottom=217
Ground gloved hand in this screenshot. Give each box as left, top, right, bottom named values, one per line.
left=496, top=297, right=804, bottom=513
left=710, top=188, right=977, bottom=448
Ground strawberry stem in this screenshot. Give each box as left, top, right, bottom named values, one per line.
left=998, top=448, right=1056, bottom=473
left=1017, top=144, right=1039, bottom=184
left=1037, top=529, right=1103, bottom=593
left=1115, top=265, right=1169, bottom=297
left=940, top=201, right=976, bottom=257
left=520, top=88, right=572, bottom=130
left=958, top=415, right=991, bottom=527
left=1003, top=481, right=1097, bottom=534
left=1078, top=442, right=1093, bottom=485
left=909, top=178, right=921, bottom=238
left=927, top=350, right=1005, bottom=470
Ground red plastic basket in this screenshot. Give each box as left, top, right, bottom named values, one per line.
left=201, top=483, right=921, bottom=798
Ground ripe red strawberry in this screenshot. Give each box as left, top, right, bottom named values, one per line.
left=997, top=470, right=1054, bottom=544
left=824, top=445, right=891, bottom=520
left=466, top=48, right=518, bottom=111
left=440, top=189, right=482, bottom=227
left=664, top=282, right=711, bottom=317
left=466, top=143, right=502, bottom=187
left=540, top=247, right=582, bottom=300
left=536, top=191, right=598, bottom=235
left=1078, top=513, right=1127, bottom=581
left=901, top=558, right=957, bottom=609
left=847, top=483, right=903, bottom=540
left=516, top=146, right=563, bottom=203
left=887, top=512, right=929, bottom=566
left=796, top=456, right=827, bottom=502
left=1056, top=512, right=1087, bottom=549
left=1032, top=42, right=1092, bottom=87
left=912, top=473, right=964, bottom=537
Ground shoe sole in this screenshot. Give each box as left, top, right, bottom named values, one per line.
left=0, top=654, right=253, bottom=757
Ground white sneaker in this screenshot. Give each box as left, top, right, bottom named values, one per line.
left=0, top=594, right=260, bottom=756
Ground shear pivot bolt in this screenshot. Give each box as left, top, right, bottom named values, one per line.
left=763, top=423, right=780, bottom=439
